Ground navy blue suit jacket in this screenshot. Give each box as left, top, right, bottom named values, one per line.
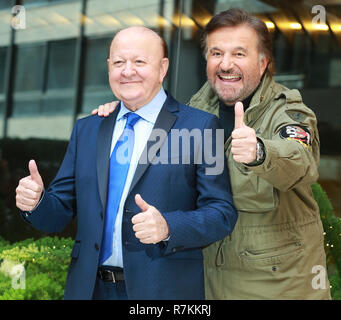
left=23, top=94, right=237, bottom=300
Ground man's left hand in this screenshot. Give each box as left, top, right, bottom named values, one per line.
left=231, top=101, right=257, bottom=163
left=132, top=194, right=170, bottom=244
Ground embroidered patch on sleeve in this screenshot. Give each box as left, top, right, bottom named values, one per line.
left=279, top=125, right=311, bottom=147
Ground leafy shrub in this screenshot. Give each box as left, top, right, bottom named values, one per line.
left=0, top=236, right=73, bottom=300
left=329, top=270, right=341, bottom=300
left=0, top=182, right=340, bottom=300
left=312, top=182, right=341, bottom=300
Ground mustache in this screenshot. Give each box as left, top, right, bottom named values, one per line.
left=216, top=69, right=242, bottom=77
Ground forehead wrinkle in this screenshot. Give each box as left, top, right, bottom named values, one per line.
left=207, top=25, right=258, bottom=49
left=209, top=46, right=221, bottom=52
left=233, top=46, right=248, bottom=53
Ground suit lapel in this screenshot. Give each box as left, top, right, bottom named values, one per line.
left=128, top=95, right=178, bottom=195
left=96, top=106, right=120, bottom=211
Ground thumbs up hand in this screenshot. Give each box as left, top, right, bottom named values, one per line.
left=231, top=102, right=258, bottom=163
left=16, top=160, right=44, bottom=212
left=131, top=194, right=170, bottom=244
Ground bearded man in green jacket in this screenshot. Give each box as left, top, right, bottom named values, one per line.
left=93, top=8, right=330, bottom=300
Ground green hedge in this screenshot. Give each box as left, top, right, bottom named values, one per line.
left=0, top=236, right=72, bottom=300
left=312, top=183, right=341, bottom=300
left=0, top=182, right=340, bottom=300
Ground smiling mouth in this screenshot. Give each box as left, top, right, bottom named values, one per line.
left=217, top=74, right=242, bottom=82
left=121, top=81, right=140, bottom=84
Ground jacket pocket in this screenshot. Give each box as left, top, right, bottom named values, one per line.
left=239, top=241, right=303, bottom=265
left=228, top=157, right=279, bottom=213
left=70, top=241, right=81, bottom=259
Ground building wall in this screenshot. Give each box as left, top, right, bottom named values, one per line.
left=0, top=0, right=341, bottom=241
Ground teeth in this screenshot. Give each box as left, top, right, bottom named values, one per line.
left=219, top=75, right=241, bottom=80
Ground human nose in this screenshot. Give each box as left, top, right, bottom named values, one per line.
left=220, top=54, right=234, bottom=71
left=122, top=61, right=136, bottom=77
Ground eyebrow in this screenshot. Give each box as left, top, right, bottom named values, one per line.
left=208, top=46, right=248, bottom=53
left=208, top=47, right=222, bottom=53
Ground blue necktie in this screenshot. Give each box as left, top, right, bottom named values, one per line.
left=99, top=112, right=141, bottom=266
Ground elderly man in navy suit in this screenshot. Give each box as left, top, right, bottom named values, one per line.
left=15, top=26, right=237, bottom=300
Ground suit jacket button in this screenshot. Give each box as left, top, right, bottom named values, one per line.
left=94, top=243, right=99, bottom=251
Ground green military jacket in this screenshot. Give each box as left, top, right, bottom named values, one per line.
left=188, top=73, right=331, bottom=299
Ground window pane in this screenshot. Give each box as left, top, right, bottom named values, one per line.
left=174, top=34, right=206, bottom=104
left=15, top=1, right=81, bottom=44
left=0, top=6, right=11, bottom=138
left=42, top=39, right=76, bottom=115
left=14, top=43, right=46, bottom=92
left=81, top=36, right=112, bottom=114
left=13, top=44, right=45, bottom=116
left=307, top=34, right=330, bottom=88
left=82, top=89, right=114, bottom=115
left=83, top=37, right=111, bottom=88
left=12, top=95, right=42, bottom=116
left=47, top=39, right=76, bottom=90
left=0, top=6, right=12, bottom=46
left=329, top=44, right=341, bottom=87
left=0, top=47, right=7, bottom=94
left=42, top=92, right=73, bottom=115
left=22, top=0, right=49, bottom=5
left=0, top=1, right=13, bottom=10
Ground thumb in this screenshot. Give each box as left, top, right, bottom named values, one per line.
left=29, top=160, right=43, bottom=186
left=234, top=101, right=245, bottom=129
left=135, top=194, right=150, bottom=212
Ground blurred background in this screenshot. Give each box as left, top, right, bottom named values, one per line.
left=0, top=0, right=340, bottom=242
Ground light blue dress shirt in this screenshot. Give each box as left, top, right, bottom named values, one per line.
left=102, top=88, right=167, bottom=267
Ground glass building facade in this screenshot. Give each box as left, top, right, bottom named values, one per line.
left=0, top=0, right=341, bottom=241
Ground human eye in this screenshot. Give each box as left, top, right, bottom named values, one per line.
left=135, top=59, right=146, bottom=66
left=234, top=51, right=246, bottom=57
left=211, top=51, right=222, bottom=57
left=112, top=60, right=124, bottom=67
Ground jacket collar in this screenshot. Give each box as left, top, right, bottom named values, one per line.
left=247, top=72, right=275, bottom=113
left=128, top=93, right=178, bottom=194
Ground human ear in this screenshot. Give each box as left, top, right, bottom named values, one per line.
left=259, top=54, right=269, bottom=75
left=159, top=58, right=169, bottom=82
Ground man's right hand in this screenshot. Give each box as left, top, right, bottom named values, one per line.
left=16, top=160, right=44, bottom=212
left=91, top=101, right=119, bottom=117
